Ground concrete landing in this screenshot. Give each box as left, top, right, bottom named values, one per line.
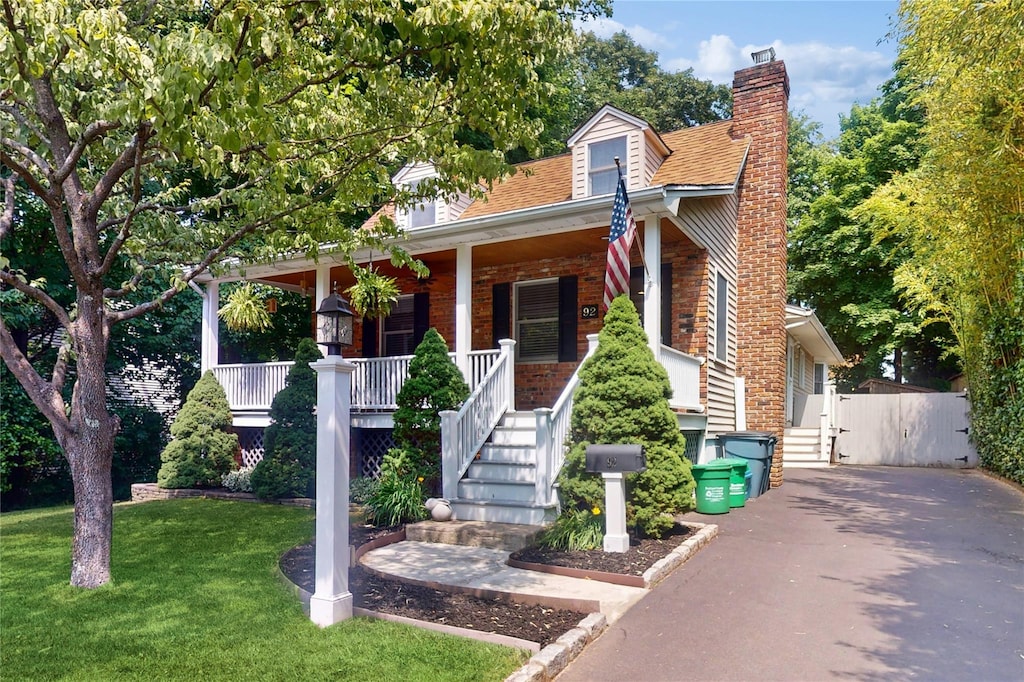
left=359, top=541, right=648, bottom=622
left=404, top=519, right=543, bottom=552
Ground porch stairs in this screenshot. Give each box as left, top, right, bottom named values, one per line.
left=450, top=411, right=559, bottom=526
left=783, top=426, right=830, bottom=468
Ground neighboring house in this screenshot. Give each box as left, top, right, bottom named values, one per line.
left=855, top=378, right=937, bottom=394
left=197, top=55, right=843, bottom=523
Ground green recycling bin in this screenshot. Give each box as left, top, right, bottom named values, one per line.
left=717, top=457, right=749, bottom=508
left=691, top=460, right=732, bottom=514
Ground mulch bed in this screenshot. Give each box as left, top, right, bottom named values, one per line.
left=279, top=522, right=694, bottom=647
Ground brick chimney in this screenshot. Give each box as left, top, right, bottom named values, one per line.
left=731, top=57, right=789, bottom=488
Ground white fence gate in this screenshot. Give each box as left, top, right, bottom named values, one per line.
left=834, top=392, right=977, bottom=467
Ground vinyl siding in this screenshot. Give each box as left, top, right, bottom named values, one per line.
left=571, top=113, right=643, bottom=199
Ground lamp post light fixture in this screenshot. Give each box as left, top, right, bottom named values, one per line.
left=315, top=287, right=354, bottom=356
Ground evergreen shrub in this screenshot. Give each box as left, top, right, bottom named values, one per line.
left=392, top=328, right=469, bottom=494
left=556, top=295, right=695, bottom=538
left=157, top=371, right=238, bottom=488
left=251, top=338, right=321, bottom=499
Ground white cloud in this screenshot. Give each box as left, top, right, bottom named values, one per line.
left=575, top=16, right=675, bottom=50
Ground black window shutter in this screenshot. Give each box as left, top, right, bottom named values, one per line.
left=361, top=318, right=378, bottom=358
left=492, top=283, right=510, bottom=347
left=558, top=275, right=578, bottom=362
left=412, top=292, right=430, bottom=346
left=661, top=263, right=672, bottom=346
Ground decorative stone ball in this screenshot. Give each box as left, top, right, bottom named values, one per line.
left=430, top=499, right=453, bottom=522
left=424, top=498, right=439, bottom=511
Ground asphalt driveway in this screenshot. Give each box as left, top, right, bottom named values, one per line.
left=558, top=466, right=1024, bottom=681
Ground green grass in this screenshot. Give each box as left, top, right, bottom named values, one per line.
left=1, top=500, right=527, bottom=681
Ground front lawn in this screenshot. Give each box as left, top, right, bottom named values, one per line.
left=0, top=499, right=527, bottom=681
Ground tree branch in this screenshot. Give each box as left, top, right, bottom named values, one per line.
left=0, top=101, right=50, bottom=146
left=54, top=119, right=122, bottom=185
left=1, top=136, right=52, bottom=176
left=0, top=269, right=74, bottom=331
left=0, top=317, right=71, bottom=435
left=0, top=173, right=14, bottom=238
left=0, top=149, right=55, bottom=207
left=87, top=122, right=153, bottom=221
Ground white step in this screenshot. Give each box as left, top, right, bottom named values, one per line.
left=467, top=460, right=536, bottom=482
left=477, top=442, right=536, bottom=464
left=457, top=479, right=536, bottom=503
left=450, top=499, right=557, bottom=526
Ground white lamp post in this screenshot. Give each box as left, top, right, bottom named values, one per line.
left=309, top=290, right=356, bottom=627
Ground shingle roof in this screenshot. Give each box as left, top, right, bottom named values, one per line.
left=364, top=117, right=749, bottom=228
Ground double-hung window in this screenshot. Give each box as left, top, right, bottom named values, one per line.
left=514, top=279, right=560, bottom=362
left=381, top=295, right=415, bottom=356
left=408, top=180, right=436, bottom=228
left=588, top=137, right=627, bottom=196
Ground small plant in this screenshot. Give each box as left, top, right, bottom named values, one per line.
left=157, top=371, right=238, bottom=489
left=367, top=450, right=428, bottom=526
left=538, top=507, right=604, bottom=551
left=251, top=338, right=321, bottom=499
left=349, top=477, right=380, bottom=505
left=222, top=466, right=255, bottom=493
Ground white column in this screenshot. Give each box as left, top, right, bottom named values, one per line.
left=643, top=215, right=661, bottom=358
left=200, top=281, right=219, bottom=373
left=734, top=377, right=747, bottom=431
left=602, top=473, right=629, bottom=553
left=455, top=243, right=472, bottom=377
left=314, top=265, right=332, bottom=356
left=309, top=355, right=355, bottom=627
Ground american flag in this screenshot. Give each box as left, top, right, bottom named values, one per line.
left=603, top=176, right=637, bottom=310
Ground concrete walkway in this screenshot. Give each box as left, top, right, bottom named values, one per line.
left=360, top=541, right=649, bottom=622
left=558, top=467, right=1024, bottom=682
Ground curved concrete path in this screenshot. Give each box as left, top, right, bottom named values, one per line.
left=558, top=467, right=1024, bottom=682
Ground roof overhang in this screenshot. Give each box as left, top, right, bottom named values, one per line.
left=197, top=183, right=738, bottom=283
left=785, top=304, right=844, bottom=364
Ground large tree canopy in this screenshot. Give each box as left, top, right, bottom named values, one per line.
left=0, top=0, right=599, bottom=587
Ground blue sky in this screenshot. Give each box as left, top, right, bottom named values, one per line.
left=578, top=0, right=901, bottom=138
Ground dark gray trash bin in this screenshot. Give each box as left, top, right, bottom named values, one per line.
left=717, top=431, right=777, bottom=498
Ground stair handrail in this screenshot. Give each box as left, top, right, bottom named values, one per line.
left=439, top=339, right=516, bottom=499
left=534, top=334, right=600, bottom=507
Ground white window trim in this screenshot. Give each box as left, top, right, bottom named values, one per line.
left=708, top=266, right=731, bottom=364
left=513, top=278, right=560, bottom=364
left=587, top=136, right=627, bottom=197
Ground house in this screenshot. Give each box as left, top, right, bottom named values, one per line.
left=196, top=54, right=844, bottom=524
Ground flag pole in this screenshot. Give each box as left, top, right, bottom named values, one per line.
left=614, top=158, right=651, bottom=283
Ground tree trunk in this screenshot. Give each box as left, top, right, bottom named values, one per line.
left=893, top=347, right=904, bottom=385
left=58, top=292, right=117, bottom=588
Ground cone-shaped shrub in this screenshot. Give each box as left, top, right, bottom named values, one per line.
left=557, top=295, right=695, bottom=537
left=157, top=370, right=238, bottom=488
left=251, top=338, right=322, bottom=499
left=392, top=328, right=470, bottom=494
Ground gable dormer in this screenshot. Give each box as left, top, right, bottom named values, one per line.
left=566, top=105, right=671, bottom=200
left=392, top=162, right=472, bottom=229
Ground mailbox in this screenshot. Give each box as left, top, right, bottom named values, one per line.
left=585, top=444, right=646, bottom=473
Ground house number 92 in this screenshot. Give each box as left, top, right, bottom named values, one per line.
left=581, top=305, right=599, bottom=319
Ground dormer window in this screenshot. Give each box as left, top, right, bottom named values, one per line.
left=408, top=180, right=436, bottom=228
left=589, top=136, right=627, bottom=196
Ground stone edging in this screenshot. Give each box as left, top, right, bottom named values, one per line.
left=130, top=482, right=314, bottom=507
left=503, top=522, right=718, bottom=682
left=504, top=522, right=714, bottom=590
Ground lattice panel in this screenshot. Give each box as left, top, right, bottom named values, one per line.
left=354, top=428, right=394, bottom=479
left=681, top=430, right=703, bottom=466
left=237, top=427, right=266, bottom=468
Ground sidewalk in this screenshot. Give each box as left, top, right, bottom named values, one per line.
left=557, top=467, right=1024, bottom=682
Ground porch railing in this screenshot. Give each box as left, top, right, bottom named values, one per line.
left=534, top=334, right=599, bottom=507
left=659, top=345, right=705, bottom=411
left=439, top=339, right=516, bottom=499
left=213, top=348, right=500, bottom=413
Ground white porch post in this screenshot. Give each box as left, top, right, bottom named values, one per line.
left=455, top=243, right=472, bottom=377
left=309, top=355, right=355, bottom=627
left=643, top=215, right=661, bottom=359
left=200, top=281, right=219, bottom=373
left=734, top=377, right=747, bottom=431
left=314, top=265, right=332, bottom=356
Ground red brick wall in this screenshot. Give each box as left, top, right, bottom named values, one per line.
left=731, top=60, right=790, bottom=487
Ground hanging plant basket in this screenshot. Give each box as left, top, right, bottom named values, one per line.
left=347, top=269, right=401, bottom=320
left=218, top=282, right=272, bottom=331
